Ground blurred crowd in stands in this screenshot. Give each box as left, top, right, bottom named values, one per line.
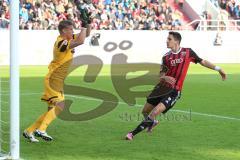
left=211, top=0, right=240, bottom=19
left=0, top=0, right=184, bottom=30
left=0, top=0, right=239, bottom=30
left=0, top=0, right=9, bottom=28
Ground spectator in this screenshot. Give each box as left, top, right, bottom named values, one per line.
left=226, top=0, right=235, bottom=16
left=0, top=0, right=9, bottom=29
left=217, top=9, right=229, bottom=30
left=178, top=0, right=184, bottom=8
left=233, top=3, right=240, bottom=19
left=202, top=11, right=212, bottom=30
left=219, top=0, right=227, bottom=10
left=0, top=12, right=9, bottom=28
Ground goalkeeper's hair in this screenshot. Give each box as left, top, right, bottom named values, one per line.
left=58, top=20, right=73, bottom=33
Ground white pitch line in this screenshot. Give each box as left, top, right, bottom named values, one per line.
left=0, top=91, right=9, bottom=93
left=13, top=92, right=240, bottom=121
left=0, top=81, right=9, bottom=83
left=66, top=94, right=240, bottom=121
left=173, top=109, right=240, bottom=121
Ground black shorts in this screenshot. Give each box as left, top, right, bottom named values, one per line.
left=146, top=83, right=181, bottom=114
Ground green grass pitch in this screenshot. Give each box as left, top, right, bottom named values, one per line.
left=0, top=64, right=240, bottom=160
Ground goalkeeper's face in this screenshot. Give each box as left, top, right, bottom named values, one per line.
left=62, top=25, right=74, bottom=40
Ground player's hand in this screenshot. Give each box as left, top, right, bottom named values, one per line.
left=79, top=5, right=93, bottom=27
left=219, top=69, right=226, bottom=81
left=79, top=0, right=96, bottom=28
left=80, top=9, right=89, bottom=27
left=160, top=76, right=176, bottom=86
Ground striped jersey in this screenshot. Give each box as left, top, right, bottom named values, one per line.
left=162, top=47, right=202, bottom=91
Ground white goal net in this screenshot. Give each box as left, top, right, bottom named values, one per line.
left=0, top=66, right=10, bottom=159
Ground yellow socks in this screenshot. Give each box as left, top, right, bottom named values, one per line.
left=26, top=112, right=48, bottom=134
left=37, top=106, right=62, bottom=132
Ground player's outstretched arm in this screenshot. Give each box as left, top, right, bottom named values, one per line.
left=69, top=27, right=88, bottom=49
left=86, top=24, right=91, bottom=37
left=69, top=7, right=92, bottom=49
left=69, top=28, right=86, bottom=48
left=200, top=60, right=227, bottom=80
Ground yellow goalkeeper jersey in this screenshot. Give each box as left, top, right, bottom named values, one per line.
left=46, top=34, right=76, bottom=91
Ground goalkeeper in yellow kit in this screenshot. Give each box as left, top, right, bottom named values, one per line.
left=23, top=18, right=92, bottom=142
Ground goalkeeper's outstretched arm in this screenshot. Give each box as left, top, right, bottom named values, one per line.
left=69, top=23, right=91, bottom=49
left=69, top=27, right=87, bottom=49
left=86, top=24, right=91, bottom=37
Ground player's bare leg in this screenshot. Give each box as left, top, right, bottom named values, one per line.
left=146, top=103, right=166, bottom=132
left=142, top=102, right=154, bottom=119
left=148, top=103, right=166, bottom=120
left=141, top=103, right=159, bottom=132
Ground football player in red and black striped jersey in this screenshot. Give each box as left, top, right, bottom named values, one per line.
left=126, top=31, right=226, bottom=140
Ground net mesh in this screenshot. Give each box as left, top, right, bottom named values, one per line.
left=0, top=66, right=10, bottom=158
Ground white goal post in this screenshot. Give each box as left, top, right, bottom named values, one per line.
left=10, top=0, right=20, bottom=159
left=0, top=0, right=20, bottom=159
left=0, top=0, right=20, bottom=160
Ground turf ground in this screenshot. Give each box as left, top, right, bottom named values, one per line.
left=0, top=64, right=240, bottom=160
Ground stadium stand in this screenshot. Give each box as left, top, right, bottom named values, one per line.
left=0, top=0, right=10, bottom=29
left=0, top=0, right=189, bottom=30
left=181, top=0, right=240, bottom=30
left=1, top=0, right=239, bottom=30
left=210, top=0, right=240, bottom=19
